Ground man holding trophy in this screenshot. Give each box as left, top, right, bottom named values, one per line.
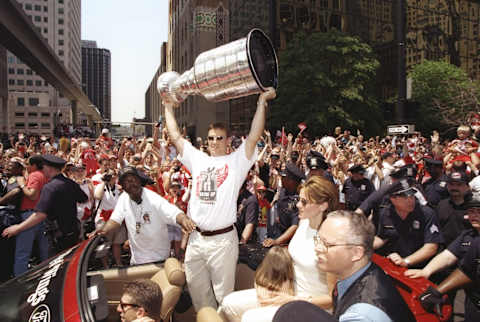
left=158, top=29, right=278, bottom=311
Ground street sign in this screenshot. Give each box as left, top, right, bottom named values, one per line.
left=387, top=124, right=415, bottom=135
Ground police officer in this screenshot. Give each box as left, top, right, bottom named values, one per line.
left=342, top=164, right=375, bottom=211
left=235, top=181, right=259, bottom=244
left=422, top=158, right=449, bottom=207
left=406, top=197, right=480, bottom=317
left=374, top=181, right=444, bottom=268
left=436, top=171, right=472, bottom=247
left=263, top=163, right=304, bottom=247
left=2, top=155, right=88, bottom=253
left=306, top=150, right=335, bottom=183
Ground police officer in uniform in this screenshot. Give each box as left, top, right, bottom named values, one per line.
left=263, top=163, right=304, bottom=247
left=2, top=155, right=88, bottom=253
left=374, top=181, right=444, bottom=268
left=342, top=164, right=375, bottom=211
left=306, top=150, right=335, bottom=183
left=422, top=158, right=449, bottom=207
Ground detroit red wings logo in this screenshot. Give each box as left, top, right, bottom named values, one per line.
left=196, top=165, right=229, bottom=202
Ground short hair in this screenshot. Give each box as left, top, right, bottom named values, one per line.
left=28, top=155, right=43, bottom=170
left=457, top=125, right=471, bottom=134
left=300, top=176, right=339, bottom=214
left=123, top=279, right=162, bottom=318
left=255, top=246, right=295, bottom=295
left=208, top=122, right=230, bottom=136
left=326, top=210, right=375, bottom=258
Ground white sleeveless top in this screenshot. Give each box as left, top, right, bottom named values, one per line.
left=288, top=219, right=329, bottom=296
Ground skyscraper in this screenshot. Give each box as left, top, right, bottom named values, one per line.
left=81, top=40, right=111, bottom=121
left=6, top=0, right=81, bottom=135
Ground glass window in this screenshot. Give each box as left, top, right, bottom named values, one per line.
left=7, top=56, right=15, bottom=64
left=26, top=69, right=32, bottom=75
left=15, top=123, right=25, bottom=129
left=28, top=112, right=38, bottom=117
left=26, top=80, right=33, bottom=86
left=44, top=6, right=48, bottom=12
left=58, top=18, right=64, bottom=24
left=17, top=98, right=25, bottom=106
left=8, top=68, right=14, bottom=74
left=29, top=98, right=39, bottom=106
left=41, top=113, right=50, bottom=117
left=59, top=29, right=64, bottom=35
left=58, top=39, right=64, bottom=46
left=25, top=4, right=32, bottom=10
left=15, top=112, right=25, bottom=117
left=58, top=50, right=64, bottom=56
left=34, top=5, right=41, bottom=11
left=17, top=80, right=24, bottom=85
left=58, top=8, right=64, bottom=14
left=43, top=17, right=48, bottom=22
left=35, top=80, right=42, bottom=86
left=8, top=79, right=15, bottom=85
left=34, top=16, right=41, bottom=22
left=28, top=123, right=39, bottom=128
left=43, top=28, right=48, bottom=33
left=17, top=69, right=24, bottom=74
left=41, top=123, right=51, bottom=129
left=59, top=0, right=64, bottom=4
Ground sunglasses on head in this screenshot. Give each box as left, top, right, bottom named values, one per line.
left=208, top=136, right=224, bottom=141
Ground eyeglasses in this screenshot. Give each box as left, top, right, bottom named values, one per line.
left=313, top=235, right=363, bottom=253
left=119, top=301, right=140, bottom=312
left=208, top=136, right=224, bottom=142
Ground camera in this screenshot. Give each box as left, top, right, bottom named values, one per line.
left=102, top=173, right=113, bottom=182
left=173, top=166, right=181, bottom=172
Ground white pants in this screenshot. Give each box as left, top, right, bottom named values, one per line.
left=185, top=229, right=239, bottom=311
left=218, top=288, right=280, bottom=322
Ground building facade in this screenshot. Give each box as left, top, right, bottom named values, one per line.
left=0, top=46, right=7, bottom=135
left=6, top=0, right=81, bottom=135
left=81, top=40, right=111, bottom=121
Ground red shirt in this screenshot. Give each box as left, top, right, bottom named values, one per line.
left=20, top=170, right=48, bottom=210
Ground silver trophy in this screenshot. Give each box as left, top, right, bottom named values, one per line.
left=157, top=29, right=278, bottom=104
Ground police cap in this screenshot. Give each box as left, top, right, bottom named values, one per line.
left=348, top=164, right=365, bottom=174
left=41, top=155, right=67, bottom=169
left=307, top=150, right=328, bottom=170
left=388, top=179, right=417, bottom=197
left=391, top=164, right=417, bottom=180
left=424, top=158, right=443, bottom=167
left=281, top=162, right=306, bottom=182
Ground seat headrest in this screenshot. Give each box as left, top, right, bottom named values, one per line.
left=164, top=257, right=185, bottom=286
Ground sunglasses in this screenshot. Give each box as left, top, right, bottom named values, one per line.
left=119, top=301, right=140, bottom=312
left=208, top=136, right=224, bottom=141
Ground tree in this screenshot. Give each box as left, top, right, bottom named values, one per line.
left=409, top=60, right=480, bottom=135
left=268, top=30, right=382, bottom=137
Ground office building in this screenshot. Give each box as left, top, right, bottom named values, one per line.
left=81, top=40, right=111, bottom=121
left=6, top=0, right=81, bottom=135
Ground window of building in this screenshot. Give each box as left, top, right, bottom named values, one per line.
left=17, top=69, right=24, bottom=75
left=59, top=0, right=64, bottom=4
left=34, top=5, right=41, bottom=11
left=44, top=81, right=48, bottom=86
left=43, top=28, right=48, bottom=33
left=35, top=80, right=42, bottom=86
left=44, top=6, right=48, bottom=12
left=59, top=29, right=64, bottom=35
left=58, top=18, right=64, bottom=25
left=26, top=69, right=32, bottom=75
left=28, top=123, right=39, bottom=129
left=25, top=4, right=32, bottom=10
left=17, top=98, right=25, bottom=106
left=15, top=123, right=25, bottom=129
left=26, top=80, right=33, bottom=86
left=58, top=8, right=64, bottom=14
left=34, top=16, right=41, bottom=22
left=29, top=98, right=39, bottom=106
left=41, top=123, right=50, bottom=129
left=58, top=39, right=64, bottom=46
left=43, top=17, right=48, bottom=23
left=58, top=50, right=64, bottom=56
left=28, top=112, right=38, bottom=117
left=17, top=80, right=24, bottom=86
left=8, top=68, right=14, bottom=74
left=15, top=112, right=25, bottom=117
left=7, top=56, right=15, bottom=64
left=8, top=79, right=15, bottom=86
left=41, top=112, right=50, bottom=117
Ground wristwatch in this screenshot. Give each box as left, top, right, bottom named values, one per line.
left=19, top=184, right=26, bottom=189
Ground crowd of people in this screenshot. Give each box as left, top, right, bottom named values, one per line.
left=1, top=87, right=480, bottom=321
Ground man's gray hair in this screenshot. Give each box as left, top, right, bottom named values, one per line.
left=326, top=210, right=375, bottom=258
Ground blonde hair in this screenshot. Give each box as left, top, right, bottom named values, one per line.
left=255, top=246, right=295, bottom=296
left=457, top=125, right=471, bottom=134
left=300, top=176, right=339, bottom=214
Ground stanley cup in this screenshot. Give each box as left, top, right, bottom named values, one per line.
left=157, top=29, right=278, bottom=104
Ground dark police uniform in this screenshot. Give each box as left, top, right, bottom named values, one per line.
left=267, top=163, right=304, bottom=240
left=436, top=197, right=472, bottom=247
left=423, top=174, right=449, bottom=208
left=343, top=165, right=375, bottom=211
left=306, top=150, right=335, bottom=184
left=35, top=156, right=88, bottom=252
left=458, top=236, right=480, bottom=321
left=376, top=202, right=444, bottom=267
left=235, top=189, right=259, bottom=243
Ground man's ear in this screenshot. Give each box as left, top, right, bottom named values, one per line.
left=136, top=307, right=146, bottom=318
left=351, top=245, right=366, bottom=262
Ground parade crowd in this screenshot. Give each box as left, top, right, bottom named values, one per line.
left=1, top=89, right=480, bottom=321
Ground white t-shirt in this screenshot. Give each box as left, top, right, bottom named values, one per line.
left=94, top=183, right=121, bottom=226
left=177, top=140, right=257, bottom=230
left=110, top=188, right=181, bottom=265
left=288, top=219, right=329, bottom=297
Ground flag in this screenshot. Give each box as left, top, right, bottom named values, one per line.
left=281, top=127, right=288, bottom=146
left=298, top=122, right=307, bottom=132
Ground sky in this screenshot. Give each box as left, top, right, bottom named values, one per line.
left=81, top=0, right=169, bottom=122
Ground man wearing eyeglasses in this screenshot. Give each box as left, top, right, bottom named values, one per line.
left=117, top=279, right=162, bottom=322
left=163, top=88, right=276, bottom=311
left=273, top=210, right=414, bottom=322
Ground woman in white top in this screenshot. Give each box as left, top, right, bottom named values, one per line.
left=219, top=176, right=339, bottom=322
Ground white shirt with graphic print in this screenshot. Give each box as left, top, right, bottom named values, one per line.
left=177, top=140, right=257, bottom=231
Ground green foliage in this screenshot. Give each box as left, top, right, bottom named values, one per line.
left=409, top=60, right=480, bottom=135
left=268, top=30, right=382, bottom=137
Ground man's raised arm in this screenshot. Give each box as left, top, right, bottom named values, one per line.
left=164, top=101, right=185, bottom=156
left=245, top=88, right=276, bottom=160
